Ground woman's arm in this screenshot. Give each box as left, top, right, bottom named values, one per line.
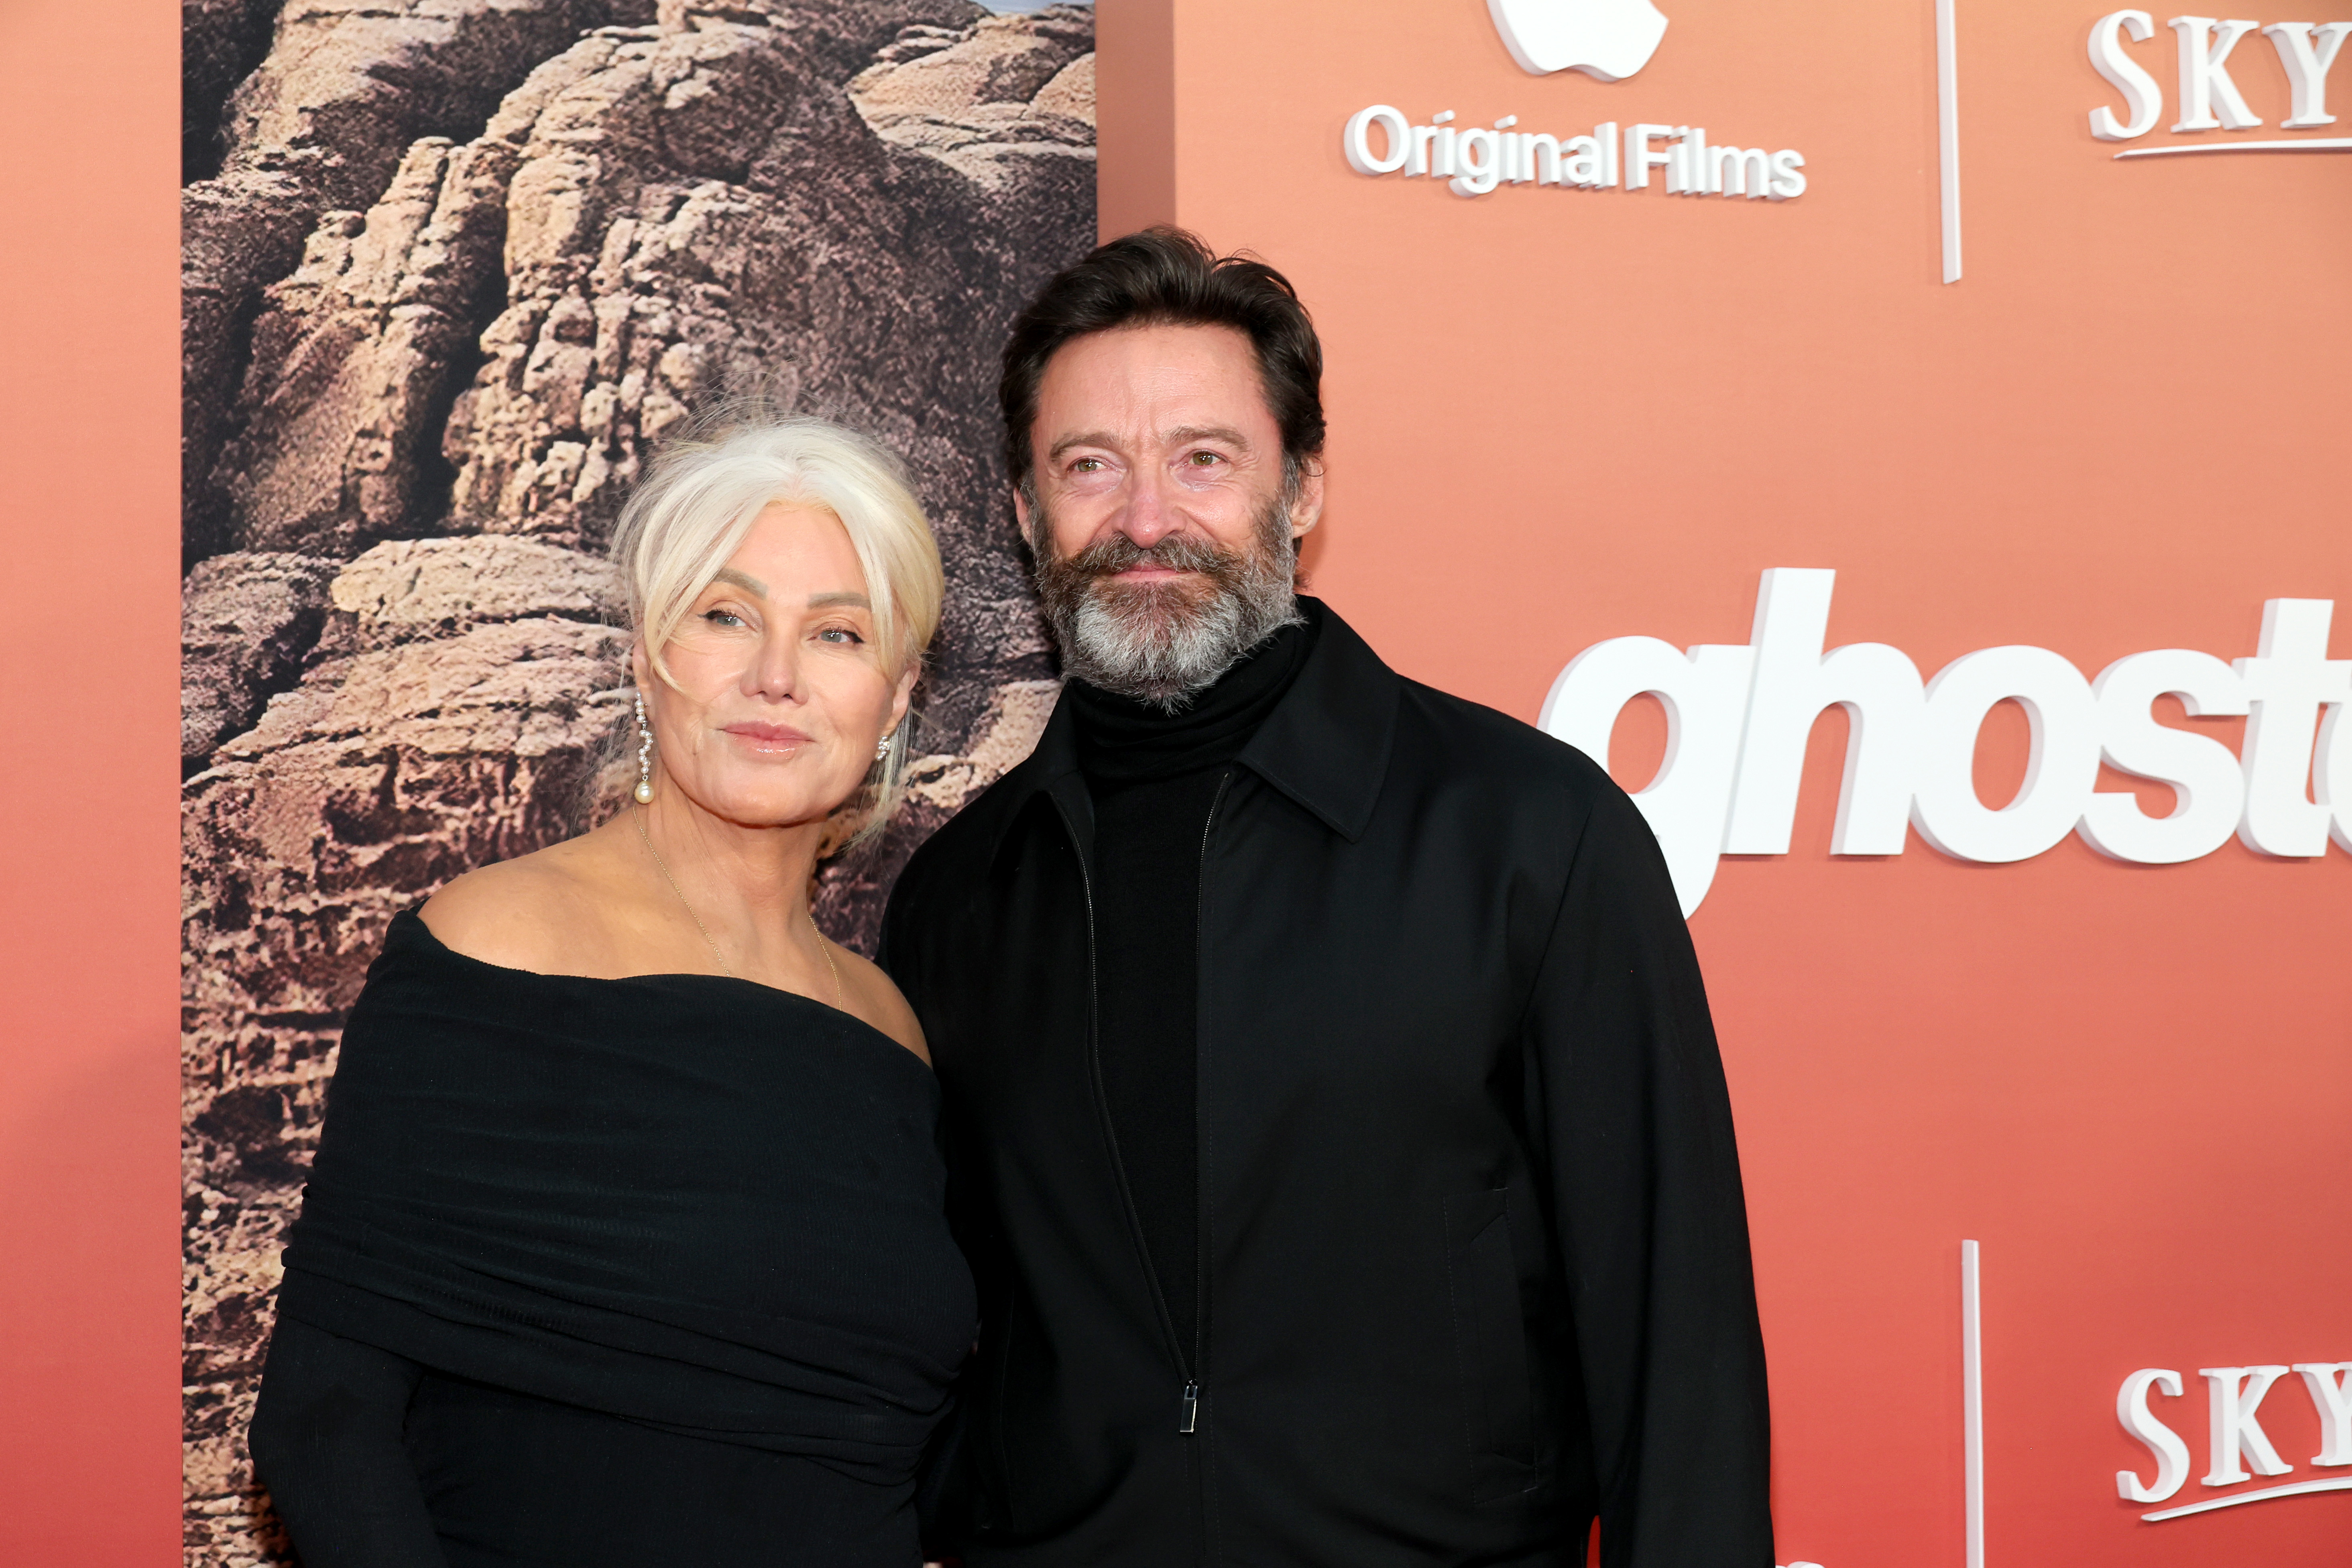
left=250, top=1315, right=449, bottom=1568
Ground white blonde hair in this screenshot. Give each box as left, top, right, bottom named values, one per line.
left=608, top=413, right=944, bottom=846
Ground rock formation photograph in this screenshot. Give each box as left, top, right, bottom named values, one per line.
left=179, top=2, right=1092, bottom=1558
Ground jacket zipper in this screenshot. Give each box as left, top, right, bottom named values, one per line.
left=1186, top=771, right=1235, bottom=1438
left=1050, top=789, right=1200, bottom=1433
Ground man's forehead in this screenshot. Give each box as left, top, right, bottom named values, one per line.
left=1036, top=323, right=1271, bottom=433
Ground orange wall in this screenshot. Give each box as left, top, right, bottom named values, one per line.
left=0, top=0, right=183, bottom=1557
left=1101, top=0, right=2349, bottom=1562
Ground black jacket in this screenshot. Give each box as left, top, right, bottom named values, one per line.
left=880, top=604, right=1771, bottom=1568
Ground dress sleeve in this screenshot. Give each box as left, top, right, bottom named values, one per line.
left=1526, top=783, right=1774, bottom=1568
left=250, top=1314, right=449, bottom=1568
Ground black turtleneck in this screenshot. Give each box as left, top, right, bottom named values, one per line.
left=1062, top=608, right=1319, bottom=1367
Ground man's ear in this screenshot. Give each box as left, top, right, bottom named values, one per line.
left=1288, top=460, right=1327, bottom=540
left=1011, top=483, right=1032, bottom=536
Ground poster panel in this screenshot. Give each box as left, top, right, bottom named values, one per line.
left=1097, top=0, right=2351, bottom=1563
left=176, top=4, right=1096, bottom=1559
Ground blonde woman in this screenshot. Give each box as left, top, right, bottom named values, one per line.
left=250, top=418, right=973, bottom=1568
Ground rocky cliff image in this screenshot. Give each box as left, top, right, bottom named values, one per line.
left=179, top=2, right=1092, bottom=1558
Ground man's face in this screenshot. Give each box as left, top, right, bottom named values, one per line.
left=1017, top=323, right=1325, bottom=707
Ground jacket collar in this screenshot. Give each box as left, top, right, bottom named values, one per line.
left=983, top=598, right=1402, bottom=866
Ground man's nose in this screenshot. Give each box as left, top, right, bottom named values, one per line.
left=1116, top=465, right=1182, bottom=549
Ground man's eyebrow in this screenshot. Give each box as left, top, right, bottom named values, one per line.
left=712, top=567, right=767, bottom=596
left=807, top=591, right=871, bottom=610
left=1044, top=425, right=1256, bottom=464
left=1165, top=424, right=1253, bottom=450
left=1047, top=430, right=1120, bottom=464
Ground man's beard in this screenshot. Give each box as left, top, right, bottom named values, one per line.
left=1030, top=494, right=1303, bottom=712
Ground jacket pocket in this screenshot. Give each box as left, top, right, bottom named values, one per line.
left=1444, top=1188, right=1538, bottom=1498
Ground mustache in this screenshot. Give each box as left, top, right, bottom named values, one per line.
left=1052, top=529, right=1245, bottom=580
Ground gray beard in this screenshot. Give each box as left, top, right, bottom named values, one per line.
left=1030, top=495, right=1302, bottom=712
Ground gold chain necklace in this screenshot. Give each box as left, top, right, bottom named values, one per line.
left=633, top=806, right=843, bottom=1006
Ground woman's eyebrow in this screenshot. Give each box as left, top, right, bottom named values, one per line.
left=808, top=591, right=872, bottom=610
left=713, top=567, right=767, bottom=596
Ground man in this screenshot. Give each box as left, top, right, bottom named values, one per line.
left=881, top=229, right=1771, bottom=1567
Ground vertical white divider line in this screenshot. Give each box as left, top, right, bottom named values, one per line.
left=1936, top=0, right=1962, bottom=282
left=1961, top=1239, right=1985, bottom=1568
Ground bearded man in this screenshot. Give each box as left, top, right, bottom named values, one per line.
left=880, top=230, right=1772, bottom=1568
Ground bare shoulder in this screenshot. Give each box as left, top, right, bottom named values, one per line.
left=833, top=943, right=930, bottom=1065
left=419, top=836, right=620, bottom=976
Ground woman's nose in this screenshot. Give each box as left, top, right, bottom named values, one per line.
left=746, top=630, right=803, bottom=700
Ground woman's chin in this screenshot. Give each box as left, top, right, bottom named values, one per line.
left=675, top=777, right=857, bottom=831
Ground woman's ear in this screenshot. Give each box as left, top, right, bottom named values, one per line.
left=629, top=639, right=651, bottom=691
left=887, top=661, right=920, bottom=738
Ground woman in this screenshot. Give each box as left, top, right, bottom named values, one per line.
left=249, top=417, right=975, bottom=1568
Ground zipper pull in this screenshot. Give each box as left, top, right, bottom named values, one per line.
left=1179, top=1382, right=1200, bottom=1435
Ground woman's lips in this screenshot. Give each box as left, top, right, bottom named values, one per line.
left=721, top=722, right=815, bottom=748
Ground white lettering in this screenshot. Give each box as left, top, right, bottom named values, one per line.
left=1343, top=104, right=1412, bottom=175
left=1536, top=576, right=2336, bottom=915
left=1343, top=108, right=1795, bottom=201
left=2077, top=649, right=2248, bottom=864
left=1539, top=639, right=1756, bottom=917
left=1666, top=126, right=1699, bottom=193
left=2263, top=21, right=2352, bottom=127
left=1524, top=132, right=1563, bottom=185
left=1712, top=145, right=1774, bottom=198
left=1555, top=132, right=1602, bottom=187
left=2320, top=683, right=2352, bottom=852
left=2118, top=1368, right=2193, bottom=1503
left=1723, top=569, right=1924, bottom=858
left=1911, top=647, right=2103, bottom=864
left=1627, top=122, right=1676, bottom=189
left=1768, top=148, right=1808, bottom=200
left=1451, top=126, right=1502, bottom=196
left=2200, top=1365, right=2295, bottom=1485
left=2168, top=16, right=2266, bottom=130
left=2234, top=598, right=2350, bottom=857
left=2090, top=10, right=2167, bottom=139
left=2293, top=1362, right=2352, bottom=1466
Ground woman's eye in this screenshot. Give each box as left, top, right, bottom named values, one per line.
left=702, top=608, right=745, bottom=627
left=817, top=627, right=865, bottom=645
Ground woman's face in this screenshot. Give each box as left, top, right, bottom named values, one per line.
left=634, top=503, right=915, bottom=830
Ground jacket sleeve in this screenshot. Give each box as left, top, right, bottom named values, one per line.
left=250, top=1314, right=449, bottom=1568
left=1527, top=782, right=1773, bottom=1568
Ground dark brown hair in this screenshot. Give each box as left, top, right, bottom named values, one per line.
left=999, top=227, right=1327, bottom=498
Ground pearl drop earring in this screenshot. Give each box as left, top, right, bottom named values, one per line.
left=874, top=734, right=893, bottom=763
left=633, top=690, right=656, bottom=804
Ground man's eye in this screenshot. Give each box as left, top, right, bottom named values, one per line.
left=1186, top=451, right=1223, bottom=466
left=1071, top=457, right=1106, bottom=473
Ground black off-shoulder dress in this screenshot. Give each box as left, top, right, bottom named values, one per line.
left=250, top=910, right=977, bottom=1568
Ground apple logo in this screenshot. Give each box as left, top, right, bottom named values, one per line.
left=1487, top=0, right=1669, bottom=82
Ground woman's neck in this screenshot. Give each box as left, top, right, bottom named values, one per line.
left=633, top=787, right=829, bottom=934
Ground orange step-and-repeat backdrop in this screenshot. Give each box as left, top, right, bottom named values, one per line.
left=1099, top=0, right=2349, bottom=1563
